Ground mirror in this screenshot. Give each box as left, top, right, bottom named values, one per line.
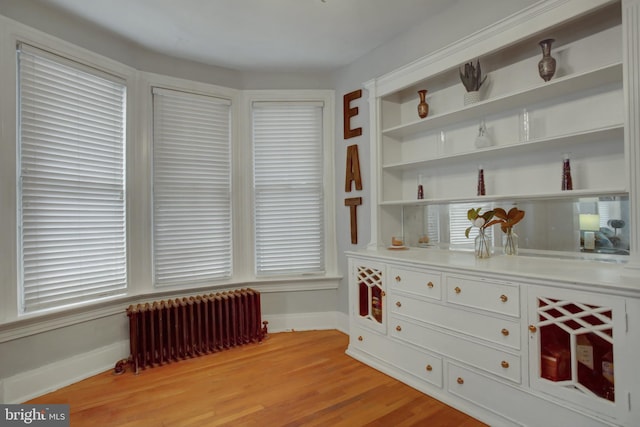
left=402, top=196, right=630, bottom=258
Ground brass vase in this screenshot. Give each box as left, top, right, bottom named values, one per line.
left=417, top=90, right=429, bottom=118
left=538, top=38, right=556, bottom=82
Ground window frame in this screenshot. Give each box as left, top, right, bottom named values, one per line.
left=16, top=42, right=129, bottom=314
left=0, top=22, right=137, bottom=324
left=241, top=90, right=338, bottom=283
left=151, top=86, right=234, bottom=288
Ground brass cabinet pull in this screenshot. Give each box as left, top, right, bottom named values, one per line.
left=500, top=294, right=508, bottom=302
left=381, top=291, right=386, bottom=297
left=454, top=286, right=461, bottom=294
left=457, top=377, right=464, bottom=384
left=396, top=301, right=402, bottom=307
left=501, top=361, right=510, bottom=369
left=357, top=336, right=363, bottom=341
left=427, top=281, right=434, bottom=288
left=395, top=276, right=401, bottom=282
left=396, top=325, right=402, bottom=332
left=528, top=325, right=537, bottom=333
left=426, top=364, right=433, bottom=372
left=501, top=328, right=509, bottom=336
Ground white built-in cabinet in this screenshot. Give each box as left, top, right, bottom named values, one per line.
left=347, top=254, right=639, bottom=426
left=347, top=0, right=640, bottom=426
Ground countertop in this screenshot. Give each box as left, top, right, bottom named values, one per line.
left=346, top=246, right=640, bottom=296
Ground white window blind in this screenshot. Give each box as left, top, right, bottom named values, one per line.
left=152, top=88, right=232, bottom=287
left=426, top=207, right=441, bottom=244
left=17, top=44, right=127, bottom=313
left=449, top=203, right=493, bottom=246
left=252, top=102, right=325, bottom=275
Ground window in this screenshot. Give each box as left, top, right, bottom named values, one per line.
left=449, top=203, right=493, bottom=246
left=252, top=102, right=325, bottom=276
left=152, top=88, right=232, bottom=287
left=17, top=44, right=127, bottom=313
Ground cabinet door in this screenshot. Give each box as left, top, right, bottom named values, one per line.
left=527, top=285, right=627, bottom=421
left=350, top=259, right=386, bottom=333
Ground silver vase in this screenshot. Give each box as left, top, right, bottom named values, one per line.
left=538, top=38, right=556, bottom=82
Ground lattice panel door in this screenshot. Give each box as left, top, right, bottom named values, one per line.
left=356, top=265, right=384, bottom=328
left=535, top=296, right=615, bottom=402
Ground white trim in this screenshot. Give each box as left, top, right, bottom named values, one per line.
left=0, top=276, right=340, bottom=343
left=2, top=340, right=129, bottom=404
left=363, top=79, right=379, bottom=250
left=262, top=311, right=342, bottom=333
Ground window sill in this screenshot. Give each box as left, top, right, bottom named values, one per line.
left=0, top=274, right=342, bottom=343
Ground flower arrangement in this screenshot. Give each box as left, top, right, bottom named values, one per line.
left=494, top=207, right=525, bottom=255
left=465, top=207, right=526, bottom=257
left=493, top=207, right=526, bottom=233
left=465, top=208, right=500, bottom=258
left=464, top=207, right=499, bottom=238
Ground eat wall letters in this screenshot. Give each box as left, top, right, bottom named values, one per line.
left=343, top=90, right=364, bottom=244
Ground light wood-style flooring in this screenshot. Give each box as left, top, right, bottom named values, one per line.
left=27, top=330, right=487, bottom=426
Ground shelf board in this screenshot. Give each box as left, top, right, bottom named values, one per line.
left=382, top=124, right=624, bottom=172
left=380, top=188, right=628, bottom=207
left=382, top=63, right=623, bottom=140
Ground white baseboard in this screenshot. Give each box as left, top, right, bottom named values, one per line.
left=2, top=340, right=129, bottom=404
left=263, top=310, right=347, bottom=334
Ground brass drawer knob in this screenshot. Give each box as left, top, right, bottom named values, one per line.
left=381, top=291, right=386, bottom=297
left=500, top=294, right=508, bottom=302
left=501, top=360, right=510, bottom=369
left=396, top=325, right=402, bottom=332
left=454, top=286, right=461, bottom=294
left=528, top=325, right=537, bottom=333
left=396, top=301, right=402, bottom=307
left=427, top=281, right=434, bottom=288
left=457, top=377, right=464, bottom=385
left=395, top=276, right=401, bottom=282
left=501, top=328, right=509, bottom=336
left=358, top=336, right=363, bottom=341
left=426, top=364, right=433, bottom=372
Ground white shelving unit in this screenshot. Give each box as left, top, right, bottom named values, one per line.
left=382, top=63, right=622, bottom=140
left=367, top=1, right=627, bottom=250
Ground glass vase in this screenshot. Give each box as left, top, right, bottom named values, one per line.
left=474, top=229, right=491, bottom=259
left=503, top=228, right=519, bottom=256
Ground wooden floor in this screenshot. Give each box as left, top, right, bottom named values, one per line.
left=27, top=330, right=487, bottom=427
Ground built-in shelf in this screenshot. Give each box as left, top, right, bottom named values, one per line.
left=382, top=63, right=623, bottom=140
left=382, top=124, right=624, bottom=171
left=380, top=188, right=628, bottom=207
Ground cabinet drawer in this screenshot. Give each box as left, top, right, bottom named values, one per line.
left=390, top=341, right=443, bottom=388
left=391, top=317, right=521, bottom=384
left=391, top=295, right=520, bottom=350
left=389, top=266, right=441, bottom=300
left=349, top=325, right=389, bottom=358
left=446, top=275, right=519, bottom=317
left=448, top=363, right=524, bottom=426
left=350, top=325, right=443, bottom=388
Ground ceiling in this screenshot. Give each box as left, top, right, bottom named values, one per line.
left=36, top=0, right=455, bottom=72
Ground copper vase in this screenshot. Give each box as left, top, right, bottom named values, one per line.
left=538, top=38, right=556, bottom=82
left=417, top=90, right=429, bottom=118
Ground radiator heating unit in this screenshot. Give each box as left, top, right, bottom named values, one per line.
left=114, top=288, right=267, bottom=374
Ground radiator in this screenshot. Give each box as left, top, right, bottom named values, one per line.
left=114, top=288, right=267, bottom=374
